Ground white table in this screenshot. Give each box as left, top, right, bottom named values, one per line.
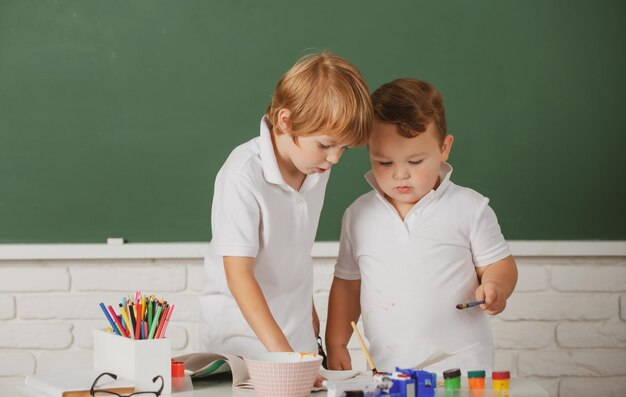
left=172, top=373, right=550, bottom=397
left=12, top=373, right=549, bottom=397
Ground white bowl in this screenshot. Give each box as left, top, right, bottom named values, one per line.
left=244, top=352, right=322, bottom=397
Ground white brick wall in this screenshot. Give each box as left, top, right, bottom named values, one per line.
left=0, top=264, right=69, bottom=291
left=1, top=246, right=626, bottom=397
left=0, top=352, right=35, bottom=376
left=0, top=294, right=15, bottom=320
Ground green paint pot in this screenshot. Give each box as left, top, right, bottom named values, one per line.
left=443, top=368, right=461, bottom=389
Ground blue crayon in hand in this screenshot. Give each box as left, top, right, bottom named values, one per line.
left=456, top=300, right=485, bottom=310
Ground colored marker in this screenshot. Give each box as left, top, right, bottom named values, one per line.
left=154, top=305, right=168, bottom=339
left=108, top=305, right=129, bottom=337
left=159, top=304, right=174, bottom=338
left=147, top=298, right=153, bottom=331
left=148, top=300, right=164, bottom=339
left=119, top=303, right=134, bottom=339
left=456, top=300, right=485, bottom=310
left=129, top=302, right=137, bottom=332
left=99, top=302, right=121, bottom=336
left=141, top=295, right=147, bottom=319
left=135, top=301, right=143, bottom=340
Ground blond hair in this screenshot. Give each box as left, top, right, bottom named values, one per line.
left=266, top=51, right=373, bottom=147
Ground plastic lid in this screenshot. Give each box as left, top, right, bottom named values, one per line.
left=171, top=361, right=185, bottom=377
left=468, top=370, right=486, bottom=378
left=443, top=368, right=461, bottom=379
left=492, top=371, right=510, bottom=380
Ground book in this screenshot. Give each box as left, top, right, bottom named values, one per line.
left=24, top=369, right=134, bottom=397
left=173, top=352, right=253, bottom=389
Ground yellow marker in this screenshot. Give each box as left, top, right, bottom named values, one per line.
left=119, top=303, right=134, bottom=339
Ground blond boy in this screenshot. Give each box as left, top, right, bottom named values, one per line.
left=200, top=52, right=373, bottom=359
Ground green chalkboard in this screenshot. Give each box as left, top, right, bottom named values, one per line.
left=1, top=1, right=625, bottom=243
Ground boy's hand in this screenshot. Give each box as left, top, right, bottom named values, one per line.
left=326, top=346, right=353, bottom=370
left=475, top=256, right=518, bottom=315
left=475, top=281, right=507, bottom=315
left=314, top=374, right=326, bottom=388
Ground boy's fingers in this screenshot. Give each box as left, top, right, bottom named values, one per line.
left=475, top=285, right=485, bottom=301
left=484, top=284, right=499, bottom=305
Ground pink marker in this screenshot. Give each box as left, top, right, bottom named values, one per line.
left=159, top=304, right=174, bottom=338
left=154, top=306, right=169, bottom=339
left=107, top=305, right=129, bottom=337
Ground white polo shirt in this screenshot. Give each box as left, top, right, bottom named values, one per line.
left=335, top=163, right=511, bottom=373
left=200, top=117, right=329, bottom=356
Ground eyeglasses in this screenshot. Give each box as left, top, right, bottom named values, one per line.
left=317, top=336, right=328, bottom=369
left=90, top=372, right=164, bottom=397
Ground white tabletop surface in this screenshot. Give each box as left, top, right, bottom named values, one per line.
left=12, top=373, right=549, bottom=397
left=171, top=373, right=550, bottom=397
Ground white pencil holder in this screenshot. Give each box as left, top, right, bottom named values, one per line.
left=93, top=329, right=171, bottom=394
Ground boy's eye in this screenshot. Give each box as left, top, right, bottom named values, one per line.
left=409, top=160, right=423, bottom=165
left=318, top=143, right=331, bottom=150
left=378, top=161, right=392, bottom=166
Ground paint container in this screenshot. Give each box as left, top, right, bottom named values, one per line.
left=467, top=370, right=486, bottom=390
left=443, top=368, right=461, bottom=389
left=492, top=371, right=510, bottom=391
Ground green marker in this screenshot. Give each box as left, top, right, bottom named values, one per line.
left=147, top=299, right=153, bottom=331
left=148, top=300, right=163, bottom=339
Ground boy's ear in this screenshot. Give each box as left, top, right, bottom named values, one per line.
left=276, top=108, right=291, bottom=134
left=440, top=134, right=454, bottom=161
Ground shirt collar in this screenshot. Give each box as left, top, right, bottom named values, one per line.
left=258, top=116, right=322, bottom=192
left=259, top=116, right=284, bottom=186
left=364, top=162, right=454, bottom=200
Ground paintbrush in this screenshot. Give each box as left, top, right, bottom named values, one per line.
left=350, top=321, right=379, bottom=373
left=456, top=300, right=485, bottom=310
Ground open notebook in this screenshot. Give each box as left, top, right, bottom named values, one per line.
left=173, top=352, right=253, bottom=388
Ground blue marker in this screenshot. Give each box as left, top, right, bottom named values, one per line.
left=99, top=302, right=121, bottom=335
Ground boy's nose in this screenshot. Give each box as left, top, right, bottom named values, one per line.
left=393, top=167, right=410, bottom=179
left=326, top=150, right=342, bottom=164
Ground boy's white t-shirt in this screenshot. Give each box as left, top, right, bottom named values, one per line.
left=335, top=163, right=511, bottom=373
left=200, top=117, right=328, bottom=356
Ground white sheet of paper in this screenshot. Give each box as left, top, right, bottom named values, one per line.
left=412, top=341, right=480, bottom=369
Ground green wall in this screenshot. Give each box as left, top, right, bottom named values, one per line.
left=1, top=1, right=625, bottom=243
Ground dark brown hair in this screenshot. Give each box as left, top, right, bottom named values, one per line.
left=371, top=78, right=447, bottom=144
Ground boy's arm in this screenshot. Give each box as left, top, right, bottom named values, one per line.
left=312, top=299, right=320, bottom=337
left=325, top=277, right=361, bottom=370
left=475, top=255, right=518, bottom=315
left=224, top=256, right=292, bottom=352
